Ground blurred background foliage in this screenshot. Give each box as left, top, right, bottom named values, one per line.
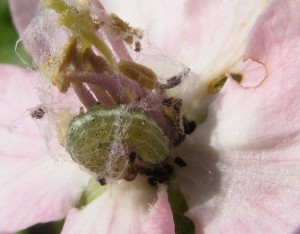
left=1, top=0, right=64, bottom=233
left=0, top=0, right=30, bottom=66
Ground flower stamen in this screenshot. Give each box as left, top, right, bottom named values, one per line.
left=208, top=73, right=243, bottom=93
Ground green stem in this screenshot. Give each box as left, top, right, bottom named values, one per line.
left=167, top=180, right=195, bottom=234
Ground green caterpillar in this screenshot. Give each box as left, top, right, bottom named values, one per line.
left=65, top=105, right=169, bottom=177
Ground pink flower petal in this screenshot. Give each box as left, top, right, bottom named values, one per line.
left=141, top=185, right=175, bottom=234
left=0, top=65, right=88, bottom=233
left=101, top=0, right=272, bottom=120
left=9, top=0, right=40, bottom=35
left=101, top=0, right=271, bottom=70
left=179, top=0, right=300, bottom=233
left=62, top=178, right=160, bottom=234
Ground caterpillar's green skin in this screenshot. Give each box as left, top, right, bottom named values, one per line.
left=65, top=105, right=169, bottom=175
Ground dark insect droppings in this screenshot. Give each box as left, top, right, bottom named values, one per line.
left=145, top=168, right=153, bottom=176
left=134, top=41, right=141, bottom=52
left=157, top=175, right=168, bottom=183
left=31, top=106, right=46, bottom=119
left=129, top=151, right=137, bottom=163
left=148, top=177, right=157, bottom=186
left=163, top=164, right=174, bottom=175
left=183, top=117, right=196, bottom=135
left=152, top=168, right=163, bottom=178
left=174, top=156, right=187, bottom=167
left=97, top=177, right=107, bottom=186
left=162, top=97, right=173, bottom=107
left=167, top=75, right=182, bottom=87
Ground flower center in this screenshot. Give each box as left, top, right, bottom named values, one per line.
left=42, top=0, right=196, bottom=186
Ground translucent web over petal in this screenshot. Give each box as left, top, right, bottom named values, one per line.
left=0, top=65, right=89, bottom=232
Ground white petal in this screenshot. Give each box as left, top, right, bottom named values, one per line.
left=62, top=177, right=158, bottom=234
